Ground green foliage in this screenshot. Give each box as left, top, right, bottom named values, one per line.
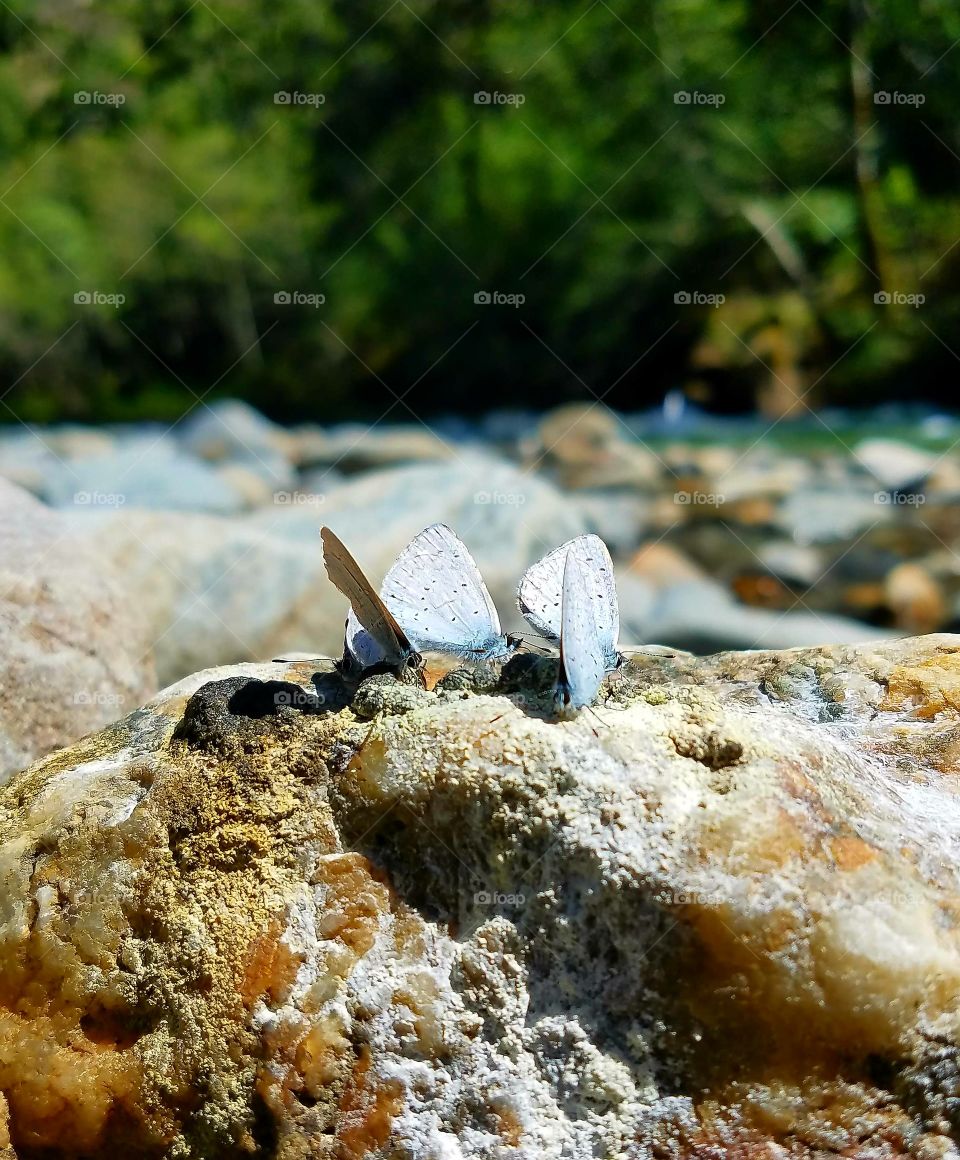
left=0, top=0, right=957, bottom=421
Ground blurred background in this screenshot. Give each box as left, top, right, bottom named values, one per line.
left=2, top=0, right=960, bottom=775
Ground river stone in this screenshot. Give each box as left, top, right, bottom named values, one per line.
left=65, top=507, right=348, bottom=685
left=647, top=577, right=898, bottom=652
left=39, top=442, right=249, bottom=515
left=316, top=425, right=455, bottom=472
left=778, top=486, right=889, bottom=544
left=1, top=635, right=959, bottom=1156
left=856, top=438, right=938, bottom=493
left=179, top=399, right=296, bottom=486
left=0, top=431, right=59, bottom=496
left=0, top=479, right=156, bottom=783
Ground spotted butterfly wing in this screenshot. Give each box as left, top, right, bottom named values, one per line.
left=379, top=523, right=512, bottom=660
left=556, top=550, right=608, bottom=713
left=518, top=534, right=620, bottom=669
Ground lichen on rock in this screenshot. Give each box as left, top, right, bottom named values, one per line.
left=0, top=638, right=959, bottom=1156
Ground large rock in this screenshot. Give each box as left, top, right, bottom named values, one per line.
left=0, top=480, right=155, bottom=782
left=179, top=399, right=296, bottom=492
left=1, top=635, right=960, bottom=1155
left=67, top=507, right=347, bottom=685
left=39, top=441, right=252, bottom=515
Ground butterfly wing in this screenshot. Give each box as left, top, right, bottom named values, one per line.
left=321, top=527, right=412, bottom=668
left=343, top=608, right=393, bottom=669
left=519, top=534, right=618, bottom=665
left=568, top=534, right=620, bottom=671
left=380, top=523, right=507, bottom=658
left=557, top=550, right=607, bottom=711
left=517, top=540, right=570, bottom=644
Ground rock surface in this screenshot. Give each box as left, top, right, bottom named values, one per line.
left=63, top=507, right=348, bottom=686
left=0, top=480, right=156, bottom=783
left=39, top=442, right=253, bottom=515
left=2, top=635, right=960, bottom=1156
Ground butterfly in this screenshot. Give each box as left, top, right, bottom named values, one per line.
left=518, top=534, right=621, bottom=712
left=378, top=523, right=518, bottom=662
left=320, top=527, right=423, bottom=680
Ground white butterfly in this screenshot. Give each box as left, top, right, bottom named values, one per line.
left=518, top=533, right=621, bottom=712
left=379, top=523, right=516, bottom=661
left=323, top=524, right=514, bottom=675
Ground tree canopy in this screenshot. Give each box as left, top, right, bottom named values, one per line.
left=0, top=0, right=958, bottom=422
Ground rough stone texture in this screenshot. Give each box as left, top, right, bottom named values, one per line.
left=2, top=636, right=960, bottom=1157
left=0, top=480, right=156, bottom=783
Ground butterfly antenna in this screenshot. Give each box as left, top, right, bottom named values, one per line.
left=476, top=712, right=509, bottom=741
left=585, top=705, right=604, bottom=738
left=355, top=717, right=378, bottom=755
left=510, top=632, right=553, bottom=656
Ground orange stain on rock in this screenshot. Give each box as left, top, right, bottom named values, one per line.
left=336, top=1046, right=403, bottom=1158
left=882, top=651, right=960, bottom=719
left=316, top=853, right=391, bottom=958
left=827, top=834, right=878, bottom=871
left=240, top=917, right=302, bottom=1007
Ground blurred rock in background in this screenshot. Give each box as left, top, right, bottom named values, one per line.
left=5, top=400, right=958, bottom=777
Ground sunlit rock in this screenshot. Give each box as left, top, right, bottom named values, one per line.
left=1, top=636, right=959, bottom=1155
